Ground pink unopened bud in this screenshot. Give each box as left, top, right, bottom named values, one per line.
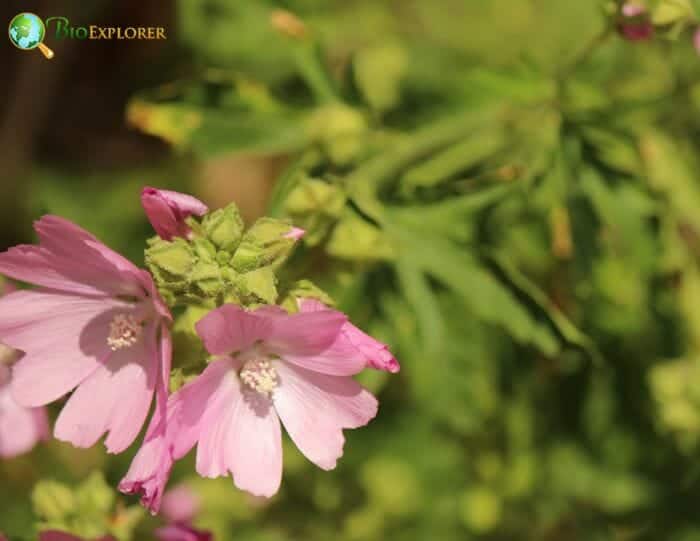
left=284, top=226, right=306, bottom=241
left=618, top=2, right=654, bottom=41
left=141, top=187, right=209, bottom=241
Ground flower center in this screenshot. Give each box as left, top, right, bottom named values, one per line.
left=239, top=359, right=278, bottom=398
left=107, top=313, right=143, bottom=350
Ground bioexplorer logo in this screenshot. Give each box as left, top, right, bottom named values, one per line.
left=8, top=12, right=167, bottom=60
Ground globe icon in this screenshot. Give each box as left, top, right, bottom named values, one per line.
left=8, top=12, right=45, bottom=50
left=8, top=12, right=54, bottom=59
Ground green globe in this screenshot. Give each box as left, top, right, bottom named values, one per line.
left=8, top=12, right=45, bottom=50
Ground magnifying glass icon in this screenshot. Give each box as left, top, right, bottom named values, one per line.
left=8, top=12, right=55, bottom=59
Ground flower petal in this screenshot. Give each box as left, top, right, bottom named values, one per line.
left=142, top=187, right=209, bottom=241
left=193, top=364, right=283, bottom=497
left=266, top=309, right=366, bottom=376
left=298, top=299, right=400, bottom=373
left=273, top=362, right=378, bottom=470
left=195, top=305, right=273, bottom=356
left=0, top=216, right=144, bottom=297
left=0, top=383, right=49, bottom=458
left=0, top=291, right=118, bottom=407
left=54, top=324, right=157, bottom=453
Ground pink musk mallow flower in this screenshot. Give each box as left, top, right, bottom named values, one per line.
left=0, top=216, right=171, bottom=454
left=121, top=304, right=384, bottom=508
left=141, top=187, right=209, bottom=241
left=0, top=362, right=49, bottom=458
left=0, top=280, right=50, bottom=458
left=298, top=298, right=399, bottom=374
left=155, top=485, right=212, bottom=541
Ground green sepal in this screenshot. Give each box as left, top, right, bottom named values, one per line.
left=231, top=217, right=298, bottom=273
left=279, top=279, right=335, bottom=313
left=233, top=266, right=278, bottom=305
left=201, top=202, right=245, bottom=253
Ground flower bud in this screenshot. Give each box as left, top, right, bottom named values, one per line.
left=145, top=237, right=196, bottom=303
left=32, top=480, right=76, bottom=521
left=232, top=266, right=278, bottom=305
left=141, top=187, right=208, bottom=241
left=201, top=203, right=245, bottom=253
left=306, top=104, right=368, bottom=165
left=231, top=218, right=303, bottom=273
left=285, top=177, right=346, bottom=245
left=618, top=2, right=654, bottom=41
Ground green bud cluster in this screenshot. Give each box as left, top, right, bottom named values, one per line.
left=146, top=202, right=303, bottom=307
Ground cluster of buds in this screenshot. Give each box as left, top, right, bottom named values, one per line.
left=145, top=192, right=305, bottom=307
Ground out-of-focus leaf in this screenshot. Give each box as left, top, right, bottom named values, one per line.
left=400, top=129, right=506, bottom=193
left=353, top=42, right=408, bottom=113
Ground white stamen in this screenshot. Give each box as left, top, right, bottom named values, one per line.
left=240, top=359, right=278, bottom=398
left=107, top=314, right=143, bottom=350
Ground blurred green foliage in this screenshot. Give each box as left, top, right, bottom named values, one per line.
left=3, top=0, right=700, bottom=540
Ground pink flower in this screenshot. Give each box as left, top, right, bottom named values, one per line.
left=0, top=362, right=49, bottom=458
left=298, top=299, right=399, bottom=373
left=161, top=484, right=200, bottom=524
left=155, top=524, right=212, bottom=541
left=141, top=187, right=209, bottom=241
left=694, top=27, right=700, bottom=55
left=618, top=2, right=654, bottom=41
left=0, top=216, right=171, bottom=454
left=39, top=532, right=116, bottom=541
left=0, top=280, right=50, bottom=458
left=129, top=304, right=379, bottom=501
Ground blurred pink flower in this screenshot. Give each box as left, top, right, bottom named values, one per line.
left=618, top=2, right=654, bottom=41
left=141, top=187, right=209, bottom=241
left=694, top=27, right=700, bottom=55
left=161, top=484, right=200, bottom=524
left=0, top=280, right=49, bottom=458
left=0, top=216, right=171, bottom=454
left=0, top=363, right=49, bottom=458
left=155, top=304, right=379, bottom=499
left=155, top=524, right=212, bottom=541
left=298, top=299, right=399, bottom=373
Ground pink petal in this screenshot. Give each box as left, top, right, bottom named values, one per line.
left=272, top=362, right=378, bottom=470
left=0, top=383, right=49, bottom=458
left=0, top=216, right=144, bottom=297
left=118, top=425, right=173, bottom=514
left=0, top=291, right=119, bottom=407
left=171, top=359, right=235, bottom=459
left=298, top=299, right=400, bottom=373
left=193, top=362, right=283, bottom=497
left=119, top=390, right=185, bottom=514
left=54, top=324, right=157, bottom=453
left=142, top=187, right=208, bottom=241
left=266, top=309, right=366, bottom=376
left=284, top=227, right=305, bottom=241
left=621, top=2, right=645, bottom=17
left=195, top=305, right=273, bottom=356
left=225, top=387, right=282, bottom=497
left=39, top=532, right=84, bottom=541
left=161, top=484, right=199, bottom=524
